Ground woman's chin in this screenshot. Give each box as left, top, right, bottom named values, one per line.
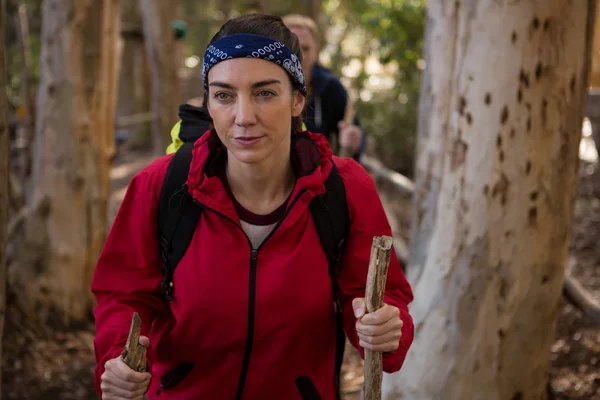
left=229, top=147, right=269, bottom=165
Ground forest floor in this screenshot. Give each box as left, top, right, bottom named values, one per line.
left=2, top=148, right=600, bottom=400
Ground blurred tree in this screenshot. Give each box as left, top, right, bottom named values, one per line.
left=12, top=0, right=121, bottom=323
left=117, top=0, right=151, bottom=149
left=586, top=7, right=600, bottom=160
left=5, top=0, right=41, bottom=106
left=385, top=1, right=596, bottom=398
left=589, top=6, right=600, bottom=87
left=9, top=0, right=35, bottom=185
left=140, top=0, right=180, bottom=154
left=304, top=0, right=321, bottom=22
left=0, top=0, right=9, bottom=396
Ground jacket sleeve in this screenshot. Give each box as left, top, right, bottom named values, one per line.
left=334, top=157, right=414, bottom=373
left=91, top=156, right=172, bottom=394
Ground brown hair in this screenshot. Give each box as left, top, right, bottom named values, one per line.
left=204, top=14, right=305, bottom=131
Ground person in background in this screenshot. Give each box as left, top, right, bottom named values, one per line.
left=283, top=13, right=366, bottom=161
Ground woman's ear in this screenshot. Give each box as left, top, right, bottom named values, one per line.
left=292, top=91, right=306, bottom=117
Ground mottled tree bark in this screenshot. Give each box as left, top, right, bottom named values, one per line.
left=385, top=1, right=596, bottom=399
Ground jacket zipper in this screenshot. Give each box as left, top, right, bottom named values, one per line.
left=193, top=188, right=307, bottom=399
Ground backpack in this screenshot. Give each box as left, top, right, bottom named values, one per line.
left=156, top=105, right=351, bottom=399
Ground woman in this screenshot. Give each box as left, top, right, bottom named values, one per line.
left=93, top=14, right=414, bottom=400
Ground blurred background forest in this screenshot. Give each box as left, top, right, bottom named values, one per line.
left=5, top=0, right=425, bottom=175
left=2, top=0, right=600, bottom=399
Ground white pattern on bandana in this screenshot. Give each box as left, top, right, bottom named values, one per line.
left=202, top=34, right=306, bottom=95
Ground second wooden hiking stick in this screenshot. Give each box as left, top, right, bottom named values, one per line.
left=362, top=235, right=393, bottom=400
left=121, top=312, right=147, bottom=373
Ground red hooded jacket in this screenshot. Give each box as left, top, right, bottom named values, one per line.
left=92, top=131, right=414, bottom=399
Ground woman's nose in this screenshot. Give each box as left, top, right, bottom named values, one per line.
left=234, top=96, right=257, bottom=127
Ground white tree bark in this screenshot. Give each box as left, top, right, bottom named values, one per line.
left=384, top=1, right=596, bottom=399
left=406, top=1, right=460, bottom=286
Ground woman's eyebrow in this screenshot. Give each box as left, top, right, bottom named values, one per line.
left=251, top=79, right=282, bottom=89
left=208, top=79, right=282, bottom=90
left=209, top=81, right=236, bottom=89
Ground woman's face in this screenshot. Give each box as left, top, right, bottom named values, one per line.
left=207, top=58, right=305, bottom=165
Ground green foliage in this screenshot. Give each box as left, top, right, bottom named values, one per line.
left=5, top=0, right=42, bottom=109
left=324, top=0, right=425, bottom=176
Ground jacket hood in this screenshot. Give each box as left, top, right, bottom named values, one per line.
left=185, top=129, right=334, bottom=219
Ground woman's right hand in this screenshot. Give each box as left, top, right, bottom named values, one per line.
left=101, top=336, right=151, bottom=400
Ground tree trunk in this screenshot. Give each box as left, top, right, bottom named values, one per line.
left=384, top=1, right=596, bottom=399
left=587, top=6, right=600, bottom=156
left=405, top=1, right=458, bottom=285
left=0, top=0, right=9, bottom=397
left=18, top=0, right=120, bottom=323
left=118, top=0, right=151, bottom=149
left=140, top=0, right=180, bottom=155
left=304, top=0, right=321, bottom=22
left=589, top=5, right=600, bottom=87
left=13, top=0, right=35, bottom=193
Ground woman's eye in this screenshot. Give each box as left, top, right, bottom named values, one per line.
left=214, top=92, right=231, bottom=100
left=258, top=90, right=275, bottom=98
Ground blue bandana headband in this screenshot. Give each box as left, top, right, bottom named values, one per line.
left=202, top=34, right=307, bottom=96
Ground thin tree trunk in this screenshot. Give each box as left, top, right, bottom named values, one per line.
left=118, top=0, right=151, bottom=149
left=140, top=0, right=180, bottom=155
left=19, top=0, right=120, bottom=322
left=405, top=1, right=459, bottom=285
left=13, top=0, right=35, bottom=193
left=588, top=5, right=600, bottom=157
left=0, top=0, right=9, bottom=397
left=589, top=5, right=600, bottom=87
left=384, top=1, right=596, bottom=399
left=304, top=0, right=321, bottom=22
left=258, top=0, right=270, bottom=13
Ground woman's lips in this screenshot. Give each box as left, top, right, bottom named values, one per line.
left=233, top=136, right=264, bottom=147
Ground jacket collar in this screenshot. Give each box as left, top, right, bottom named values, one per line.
left=185, top=130, right=334, bottom=222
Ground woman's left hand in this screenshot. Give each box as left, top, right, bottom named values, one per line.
left=338, top=121, right=363, bottom=154
left=353, top=298, right=403, bottom=352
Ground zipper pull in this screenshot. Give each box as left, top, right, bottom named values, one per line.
left=251, top=249, right=258, bottom=263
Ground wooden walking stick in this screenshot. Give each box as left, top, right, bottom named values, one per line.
left=362, top=235, right=393, bottom=400
left=121, top=312, right=147, bottom=372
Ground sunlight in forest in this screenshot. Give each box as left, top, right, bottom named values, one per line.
left=580, top=118, right=598, bottom=163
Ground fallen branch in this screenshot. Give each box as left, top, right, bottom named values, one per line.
left=115, top=111, right=155, bottom=129
left=563, top=258, right=600, bottom=324
left=360, top=154, right=414, bottom=197
left=7, top=205, right=27, bottom=237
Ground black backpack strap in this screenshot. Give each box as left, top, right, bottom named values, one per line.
left=157, top=142, right=202, bottom=301
left=309, top=160, right=350, bottom=400
left=177, top=104, right=212, bottom=143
